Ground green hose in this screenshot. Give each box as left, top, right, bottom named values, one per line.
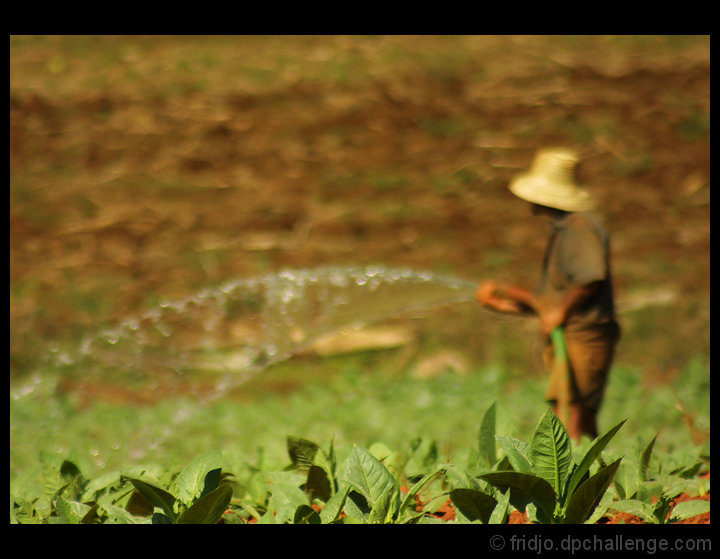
left=551, top=327, right=568, bottom=364
left=551, top=327, right=571, bottom=428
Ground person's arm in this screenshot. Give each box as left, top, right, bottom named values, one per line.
left=477, top=280, right=602, bottom=335
left=476, top=281, right=537, bottom=315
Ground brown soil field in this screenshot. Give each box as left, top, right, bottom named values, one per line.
left=10, top=35, right=709, bottom=379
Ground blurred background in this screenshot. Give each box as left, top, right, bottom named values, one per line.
left=10, top=36, right=709, bottom=472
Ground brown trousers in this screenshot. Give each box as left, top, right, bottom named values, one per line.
left=543, top=322, right=620, bottom=412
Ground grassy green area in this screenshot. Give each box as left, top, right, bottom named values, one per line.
left=10, top=352, right=709, bottom=523
left=10, top=350, right=708, bottom=488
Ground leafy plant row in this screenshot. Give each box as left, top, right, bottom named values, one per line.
left=10, top=404, right=709, bottom=524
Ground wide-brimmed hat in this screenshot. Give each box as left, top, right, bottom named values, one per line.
left=509, top=148, right=597, bottom=212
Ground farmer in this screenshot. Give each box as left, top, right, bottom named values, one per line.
left=476, top=148, right=620, bottom=441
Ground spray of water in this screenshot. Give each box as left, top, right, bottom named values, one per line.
left=14, top=265, right=478, bottom=465
left=45, top=265, right=477, bottom=400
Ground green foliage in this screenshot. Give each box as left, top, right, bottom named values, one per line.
left=10, top=404, right=709, bottom=524
left=452, top=407, right=625, bottom=524
left=607, top=433, right=710, bottom=524
left=11, top=451, right=233, bottom=524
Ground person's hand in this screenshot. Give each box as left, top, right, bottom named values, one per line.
left=475, top=281, right=498, bottom=307
left=477, top=281, right=525, bottom=314
left=538, top=305, right=565, bottom=336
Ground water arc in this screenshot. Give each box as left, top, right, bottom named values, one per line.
left=47, top=265, right=478, bottom=396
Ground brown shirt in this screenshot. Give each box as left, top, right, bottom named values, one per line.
left=537, top=212, right=617, bottom=333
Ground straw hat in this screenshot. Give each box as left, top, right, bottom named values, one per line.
left=509, top=148, right=597, bottom=212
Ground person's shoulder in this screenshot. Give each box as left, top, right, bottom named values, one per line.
left=567, top=211, right=604, bottom=225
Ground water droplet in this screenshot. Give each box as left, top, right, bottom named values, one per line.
left=155, top=322, right=172, bottom=337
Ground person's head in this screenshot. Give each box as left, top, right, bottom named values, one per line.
left=530, top=202, right=566, bottom=219
left=509, top=148, right=597, bottom=213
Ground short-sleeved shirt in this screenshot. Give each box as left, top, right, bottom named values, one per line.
left=537, top=211, right=617, bottom=333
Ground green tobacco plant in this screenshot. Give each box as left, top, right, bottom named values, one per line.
left=10, top=451, right=233, bottom=524
left=285, top=436, right=345, bottom=523
left=126, top=450, right=233, bottom=524
left=609, top=490, right=710, bottom=524
left=11, top=453, right=100, bottom=524
left=13, top=407, right=708, bottom=524
left=452, top=406, right=626, bottom=524
left=342, top=445, right=444, bottom=523
left=285, top=436, right=444, bottom=524
left=608, top=435, right=710, bottom=524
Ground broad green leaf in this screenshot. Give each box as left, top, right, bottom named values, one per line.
left=669, top=499, right=710, bottom=523
left=305, top=465, right=332, bottom=502
left=343, top=446, right=398, bottom=508
left=128, top=478, right=177, bottom=522
left=313, top=441, right=337, bottom=494
left=639, top=435, right=657, bottom=482
left=479, top=471, right=557, bottom=522
left=443, top=465, right=482, bottom=493
left=293, top=504, right=322, bottom=524
left=287, top=436, right=319, bottom=471
left=201, top=468, right=223, bottom=497
left=125, top=487, right=155, bottom=517
left=81, top=470, right=122, bottom=501
left=585, top=488, right=616, bottom=524
left=563, top=458, right=622, bottom=524
left=489, top=488, right=511, bottom=524
left=172, top=450, right=223, bottom=506
left=343, top=490, right=371, bottom=521
left=368, top=484, right=397, bottom=524
left=613, top=477, right=627, bottom=500
left=54, top=495, right=90, bottom=524
left=39, top=452, right=69, bottom=499
left=398, top=467, right=444, bottom=514
left=565, top=419, right=626, bottom=499
left=613, top=461, right=643, bottom=500
left=266, top=469, right=306, bottom=486
left=496, top=436, right=532, bottom=474
left=120, top=464, right=166, bottom=487
left=101, top=503, right=146, bottom=524
left=651, top=496, right=674, bottom=524
left=671, top=460, right=704, bottom=480
left=268, top=482, right=309, bottom=523
left=11, top=498, right=33, bottom=524
left=608, top=499, right=659, bottom=524
left=477, top=402, right=497, bottom=467
left=449, top=488, right=497, bottom=523
left=177, top=484, right=232, bottom=524
left=257, top=509, right=278, bottom=524
left=34, top=496, right=52, bottom=520
left=637, top=480, right=664, bottom=503
left=79, top=503, right=100, bottom=524
left=530, top=409, right=572, bottom=497
left=319, top=484, right=350, bottom=524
